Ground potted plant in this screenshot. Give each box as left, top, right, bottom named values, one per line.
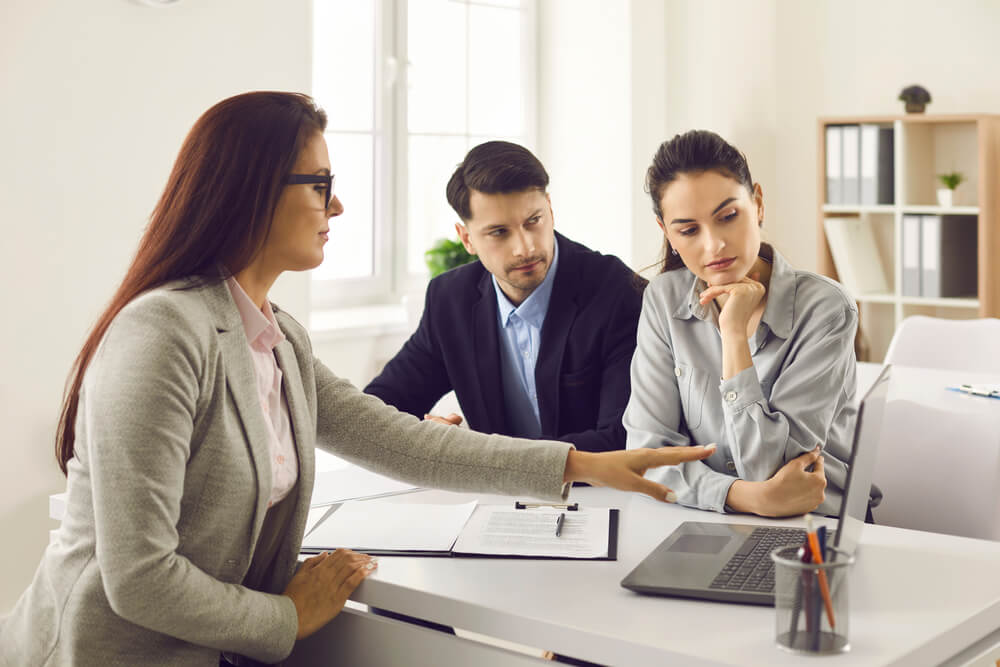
left=898, top=85, right=931, bottom=113
left=936, top=172, right=963, bottom=208
left=424, top=237, right=475, bottom=278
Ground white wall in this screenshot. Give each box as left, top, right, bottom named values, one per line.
left=630, top=0, right=670, bottom=274
left=0, top=0, right=312, bottom=613
left=536, top=0, right=635, bottom=265
left=662, top=0, right=778, bottom=255
left=772, top=0, right=1000, bottom=271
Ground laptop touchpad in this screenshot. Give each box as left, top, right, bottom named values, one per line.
left=668, top=535, right=730, bottom=554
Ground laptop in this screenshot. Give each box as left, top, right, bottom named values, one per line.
left=620, top=364, right=891, bottom=606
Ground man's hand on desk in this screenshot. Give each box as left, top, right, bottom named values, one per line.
left=725, top=446, right=827, bottom=517
left=283, top=549, right=378, bottom=639
left=563, top=444, right=716, bottom=503
left=423, top=413, right=463, bottom=426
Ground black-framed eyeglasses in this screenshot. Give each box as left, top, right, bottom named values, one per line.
left=286, top=173, right=336, bottom=209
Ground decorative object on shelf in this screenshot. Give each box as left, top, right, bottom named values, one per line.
left=425, top=237, right=475, bottom=278
left=936, top=171, right=964, bottom=208
left=898, top=85, right=931, bottom=113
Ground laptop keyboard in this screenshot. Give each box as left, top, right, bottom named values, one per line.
left=708, top=527, right=806, bottom=593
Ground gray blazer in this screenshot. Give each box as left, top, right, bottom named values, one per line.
left=0, top=279, right=571, bottom=667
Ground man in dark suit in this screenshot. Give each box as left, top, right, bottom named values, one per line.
left=365, top=141, right=644, bottom=453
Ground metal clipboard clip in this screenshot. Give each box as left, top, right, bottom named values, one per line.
left=514, top=501, right=579, bottom=511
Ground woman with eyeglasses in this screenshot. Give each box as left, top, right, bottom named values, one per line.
left=0, top=92, right=713, bottom=666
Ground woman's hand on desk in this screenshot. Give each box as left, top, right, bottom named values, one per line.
left=725, top=447, right=827, bottom=517
left=283, top=549, right=378, bottom=639
left=563, top=444, right=716, bottom=503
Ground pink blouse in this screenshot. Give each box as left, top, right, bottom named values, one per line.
left=226, top=277, right=299, bottom=508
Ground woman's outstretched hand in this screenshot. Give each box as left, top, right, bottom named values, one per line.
left=563, top=444, right=716, bottom=503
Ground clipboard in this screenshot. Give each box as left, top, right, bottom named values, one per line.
left=301, top=501, right=619, bottom=561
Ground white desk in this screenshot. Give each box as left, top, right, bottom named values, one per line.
left=288, top=487, right=1000, bottom=666
left=864, top=364, right=1000, bottom=540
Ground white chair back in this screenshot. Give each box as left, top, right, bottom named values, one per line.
left=884, top=315, right=1000, bottom=372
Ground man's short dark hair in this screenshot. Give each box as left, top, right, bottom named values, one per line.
left=446, top=141, right=549, bottom=221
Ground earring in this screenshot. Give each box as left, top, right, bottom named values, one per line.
left=670, top=248, right=679, bottom=257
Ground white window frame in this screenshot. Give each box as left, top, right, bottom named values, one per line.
left=310, top=0, right=538, bottom=313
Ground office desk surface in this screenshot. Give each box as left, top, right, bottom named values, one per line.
left=340, top=487, right=1000, bottom=666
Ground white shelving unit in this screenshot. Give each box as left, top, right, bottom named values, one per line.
left=817, top=114, right=1000, bottom=361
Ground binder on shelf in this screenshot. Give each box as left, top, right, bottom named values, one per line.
left=860, top=124, right=894, bottom=205
left=920, top=216, right=940, bottom=298
left=823, top=216, right=889, bottom=297
left=302, top=500, right=620, bottom=561
left=920, top=215, right=978, bottom=298
left=825, top=125, right=843, bottom=205
left=841, top=125, right=861, bottom=205
left=901, top=214, right=922, bottom=297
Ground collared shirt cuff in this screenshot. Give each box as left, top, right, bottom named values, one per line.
left=689, top=473, right=738, bottom=514
left=720, top=477, right=740, bottom=514
left=718, top=365, right=766, bottom=414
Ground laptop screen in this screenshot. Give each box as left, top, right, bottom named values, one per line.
left=833, top=364, right=891, bottom=555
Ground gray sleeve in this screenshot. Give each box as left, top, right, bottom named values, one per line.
left=313, top=358, right=573, bottom=502
left=85, top=297, right=298, bottom=664
left=719, top=306, right=858, bottom=481
left=623, top=286, right=736, bottom=512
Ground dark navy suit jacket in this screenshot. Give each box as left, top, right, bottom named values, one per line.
left=364, top=232, right=645, bottom=453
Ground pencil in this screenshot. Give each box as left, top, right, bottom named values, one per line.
left=805, top=515, right=836, bottom=629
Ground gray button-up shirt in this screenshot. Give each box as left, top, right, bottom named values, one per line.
left=623, top=248, right=858, bottom=516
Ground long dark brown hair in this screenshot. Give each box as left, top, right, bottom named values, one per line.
left=645, top=130, right=755, bottom=273
left=55, top=91, right=328, bottom=474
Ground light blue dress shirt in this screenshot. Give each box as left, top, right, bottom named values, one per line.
left=493, top=242, right=560, bottom=438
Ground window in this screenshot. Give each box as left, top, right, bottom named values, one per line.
left=311, top=0, right=537, bottom=310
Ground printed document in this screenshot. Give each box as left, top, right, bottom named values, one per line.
left=453, top=506, right=610, bottom=558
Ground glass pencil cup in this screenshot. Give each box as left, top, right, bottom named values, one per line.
left=771, top=545, right=855, bottom=655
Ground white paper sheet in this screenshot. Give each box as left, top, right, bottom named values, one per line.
left=303, top=501, right=478, bottom=552
left=452, top=506, right=611, bottom=558
left=304, top=505, right=336, bottom=538
left=310, top=466, right=420, bottom=508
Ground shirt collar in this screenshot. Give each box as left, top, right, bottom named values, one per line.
left=760, top=247, right=795, bottom=339
left=225, top=277, right=286, bottom=350
left=493, top=240, right=560, bottom=329
left=672, top=244, right=796, bottom=339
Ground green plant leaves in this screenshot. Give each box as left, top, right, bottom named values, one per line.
left=937, top=172, right=964, bottom=190
left=424, top=237, right=475, bottom=278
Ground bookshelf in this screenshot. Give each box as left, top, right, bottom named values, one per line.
left=817, top=114, right=1000, bottom=361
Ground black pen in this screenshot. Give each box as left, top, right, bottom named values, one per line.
left=555, top=512, right=566, bottom=537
